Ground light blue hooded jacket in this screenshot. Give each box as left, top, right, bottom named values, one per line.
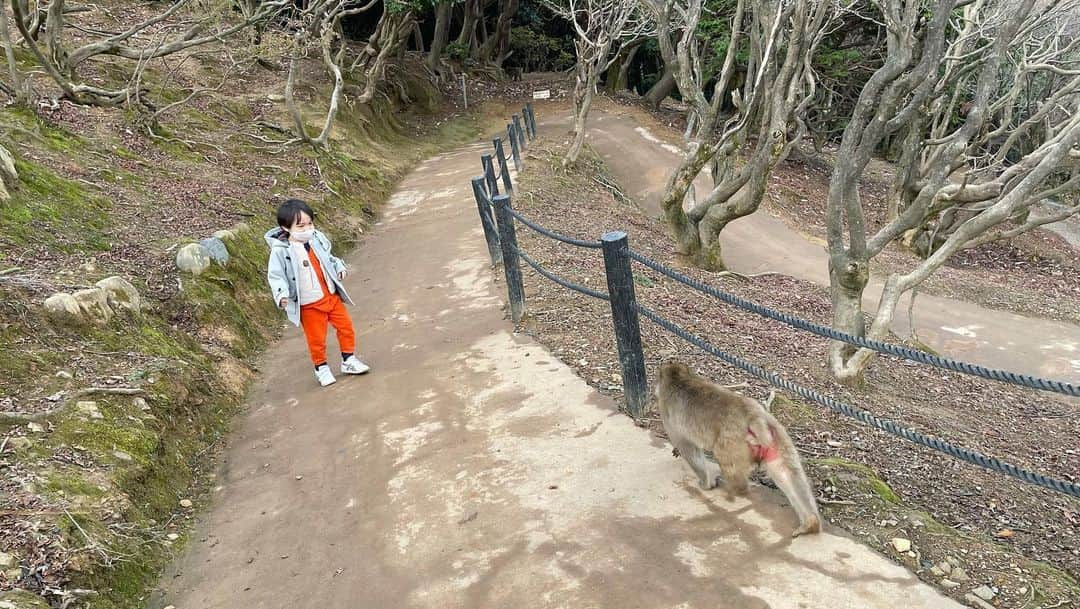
left=265, top=227, right=353, bottom=327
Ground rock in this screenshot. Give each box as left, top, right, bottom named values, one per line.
left=176, top=243, right=211, bottom=275
left=952, top=567, right=970, bottom=582
left=267, top=93, right=285, bottom=102
left=199, top=237, right=229, bottom=265
left=0, top=589, right=52, bottom=609
left=940, top=579, right=961, bottom=590
left=930, top=566, right=945, bottom=577
left=964, top=594, right=996, bottom=609
left=43, top=293, right=82, bottom=324
left=971, top=585, right=996, bottom=601
left=0, top=552, right=16, bottom=569
left=72, top=287, right=113, bottom=324
left=890, top=538, right=912, bottom=553
left=0, top=144, right=17, bottom=203
left=26, top=423, right=44, bottom=434
left=947, top=556, right=961, bottom=567
left=75, top=401, right=102, bottom=419
left=213, top=229, right=236, bottom=241
left=95, top=276, right=141, bottom=314
left=112, top=450, right=133, bottom=462
left=55, top=370, right=73, bottom=379
left=166, top=533, right=179, bottom=541
left=936, top=561, right=953, bottom=575
left=179, top=499, right=193, bottom=508
left=134, top=397, right=150, bottom=412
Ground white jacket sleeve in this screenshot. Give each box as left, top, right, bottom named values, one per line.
left=267, top=249, right=290, bottom=304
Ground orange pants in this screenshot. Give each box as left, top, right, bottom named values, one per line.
left=300, top=295, right=356, bottom=366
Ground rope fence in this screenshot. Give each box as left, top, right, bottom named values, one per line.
left=467, top=103, right=1080, bottom=499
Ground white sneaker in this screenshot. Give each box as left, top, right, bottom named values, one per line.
left=341, top=356, right=370, bottom=375
left=315, top=365, right=337, bottom=387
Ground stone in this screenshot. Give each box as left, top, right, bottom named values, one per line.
left=890, top=538, right=912, bottom=553
left=134, top=397, right=150, bottom=412
left=176, top=243, right=211, bottom=275
left=212, top=229, right=236, bottom=241
left=72, top=288, right=113, bottom=324
left=940, top=579, right=961, bottom=590
left=199, top=237, right=229, bottom=265
left=947, top=556, right=961, bottom=567
left=930, top=566, right=945, bottom=577
left=964, top=594, right=996, bottom=609
left=112, top=450, right=133, bottom=462
left=43, top=293, right=82, bottom=324
left=179, top=499, right=193, bottom=508
left=95, top=276, right=141, bottom=314
left=0, top=552, right=16, bottom=569
left=75, top=401, right=102, bottom=419
left=952, top=567, right=970, bottom=582
left=0, top=589, right=52, bottom=609
left=26, top=423, right=44, bottom=434
left=936, top=560, right=953, bottom=575
left=267, top=93, right=285, bottom=102
left=166, top=533, right=179, bottom=541
left=55, top=370, right=73, bottom=379
left=972, top=585, right=996, bottom=601
left=0, top=144, right=16, bottom=203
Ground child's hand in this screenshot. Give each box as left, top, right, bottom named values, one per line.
left=279, top=298, right=288, bottom=309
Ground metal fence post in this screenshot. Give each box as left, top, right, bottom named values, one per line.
left=520, top=107, right=533, bottom=140
left=505, top=125, right=522, bottom=173
left=492, top=194, right=525, bottom=323
left=471, top=176, right=501, bottom=267
left=512, top=114, right=527, bottom=151
left=493, top=137, right=514, bottom=193
left=601, top=231, right=648, bottom=418
left=525, top=102, right=537, bottom=137
left=481, top=153, right=499, bottom=196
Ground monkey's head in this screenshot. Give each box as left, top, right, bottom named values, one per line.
left=658, top=360, right=692, bottom=387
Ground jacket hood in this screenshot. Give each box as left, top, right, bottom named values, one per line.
left=264, top=227, right=290, bottom=248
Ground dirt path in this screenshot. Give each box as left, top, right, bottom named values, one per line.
left=155, top=137, right=961, bottom=609
left=550, top=108, right=1080, bottom=382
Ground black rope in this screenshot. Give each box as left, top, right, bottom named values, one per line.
left=635, top=305, right=1080, bottom=498
left=513, top=245, right=610, bottom=301
left=629, top=250, right=1079, bottom=397
left=504, top=207, right=605, bottom=249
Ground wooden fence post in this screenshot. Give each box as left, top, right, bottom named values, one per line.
left=512, top=114, right=527, bottom=152
left=505, top=124, right=522, bottom=173
left=525, top=103, right=537, bottom=138
left=481, top=153, right=499, bottom=196
left=492, top=194, right=525, bottom=323
left=601, top=231, right=648, bottom=418
left=471, top=176, right=501, bottom=266
left=493, top=137, right=514, bottom=193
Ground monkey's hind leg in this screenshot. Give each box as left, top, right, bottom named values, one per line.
left=672, top=437, right=721, bottom=490
left=716, top=445, right=753, bottom=501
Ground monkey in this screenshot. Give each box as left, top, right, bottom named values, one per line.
left=655, top=361, right=821, bottom=537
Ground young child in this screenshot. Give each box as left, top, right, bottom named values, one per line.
left=266, top=199, right=369, bottom=387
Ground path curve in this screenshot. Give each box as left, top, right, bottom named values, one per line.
left=546, top=109, right=1080, bottom=383
left=156, top=136, right=961, bottom=609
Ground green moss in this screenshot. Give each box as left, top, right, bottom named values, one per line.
left=868, top=478, right=901, bottom=503
left=2, top=158, right=112, bottom=252
left=812, top=456, right=901, bottom=503
left=44, top=470, right=108, bottom=499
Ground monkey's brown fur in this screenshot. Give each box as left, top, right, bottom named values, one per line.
left=656, top=361, right=822, bottom=537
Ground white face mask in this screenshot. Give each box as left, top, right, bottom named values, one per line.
left=290, top=228, right=314, bottom=243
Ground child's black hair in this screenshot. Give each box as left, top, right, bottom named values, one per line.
left=277, top=198, right=315, bottom=229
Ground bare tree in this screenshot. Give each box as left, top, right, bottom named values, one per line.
left=646, top=0, right=830, bottom=268
left=823, top=0, right=1080, bottom=382
left=6, top=0, right=287, bottom=106
left=546, top=0, right=655, bottom=166
left=0, top=0, right=24, bottom=101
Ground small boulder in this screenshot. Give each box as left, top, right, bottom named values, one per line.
left=176, top=243, right=211, bottom=275
left=72, top=287, right=113, bottom=325
left=95, top=276, right=141, bottom=314
left=75, top=401, right=103, bottom=420
left=200, top=237, right=229, bottom=266
left=952, top=567, right=970, bottom=582
left=43, top=293, right=82, bottom=324
left=134, top=397, right=150, bottom=412
left=971, top=585, right=996, bottom=601
left=0, top=144, right=16, bottom=203
left=964, top=594, right=995, bottom=609
left=939, top=579, right=961, bottom=590
left=212, top=229, right=236, bottom=241
left=267, top=94, right=285, bottom=102
left=890, top=538, right=912, bottom=553
left=179, top=499, right=193, bottom=508
left=936, top=560, right=953, bottom=575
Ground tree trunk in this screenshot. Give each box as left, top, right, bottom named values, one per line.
left=605, top=38, right=644, bottom=94
left=565, top=61, right=596, bottom=167
left=427, top=2, right=452, bottom=73
left=456, top=0, right=479, bottom=50
left=644, top=62, right=676, bottom=108
left=0, top=0, right=25, bottom=101
left=479, top=0, right=518, bottom=65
